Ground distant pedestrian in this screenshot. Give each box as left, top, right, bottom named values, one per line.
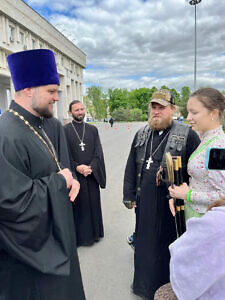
left=109, top=117, right=114, bottom=127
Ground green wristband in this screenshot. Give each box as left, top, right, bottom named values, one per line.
left=187, top=189, right=193, bottom=204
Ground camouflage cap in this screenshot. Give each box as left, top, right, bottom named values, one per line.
left=150, top=89, right=175, bottom=106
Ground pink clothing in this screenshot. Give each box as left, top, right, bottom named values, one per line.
left=187, top=126, right=225, bottom=213
left=170, top=206, right=225, bottom=300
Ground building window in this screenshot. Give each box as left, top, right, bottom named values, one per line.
left=20, top=32, right=24, bottom=44
left=39, top=42, right=43, bottom=49
left=32, top=39, right=36, bottom=49
left=9, top=25, right=15, bottom=42
left=61, top=57, right=64, bottom=66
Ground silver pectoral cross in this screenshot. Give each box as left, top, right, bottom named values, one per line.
left=146, top=156, right=153, bottom=169
left=79, top=142, right=85, bottom=151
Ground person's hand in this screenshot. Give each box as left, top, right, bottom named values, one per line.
left=123, top=201, right=136, bottom=209
left=76, top=164, right=85, bottom=174
left=76, top=164, right=92, bottom=177
left=58, top=168, right=73, bottom=189
left=83, top=166, right=92, bottom=177
left=168, top=183, right=189, bottom=200
left=169, top=198, right=176, bottom=217
left=69, top=179, right=80, bottom=202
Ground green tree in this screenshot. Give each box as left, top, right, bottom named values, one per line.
left=87, top=86, right=107, bottom=119
left=131, top=108, right=147, bottom=121
left=108, top=88, right=129, bottom=113
left=101, top=93, right=108, bottom=119
left=170, top=88, right=181, bottom=105
left=129, top=87, right=157, bottom=116
left=83, top=95, right=95, bottom=118
left=112, top=107, right=132, bottom=121
left=179, top=86, right=191, bottom=118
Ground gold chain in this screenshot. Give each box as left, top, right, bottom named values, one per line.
left=8, top=109, right=61, bottom=171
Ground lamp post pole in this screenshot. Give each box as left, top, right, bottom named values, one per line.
left=189, top=0, right=201, bottom=91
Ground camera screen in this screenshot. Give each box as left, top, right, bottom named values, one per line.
left=207, top=148, right=225, bottom=170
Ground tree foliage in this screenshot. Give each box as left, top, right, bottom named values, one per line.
left=108, top=88, right=129, bottom=114
left=85, top=84, right=225, bottom=122
left=87, top=86, right=107, bottom=119
left=179, top=86, right=191, bottom=118
left=83, top=95, right=95, bottom=118
left=129, top=87, right=157, bottom=116
left=111, top=107, right=147, bottom=122
left=131, top=108, right=146, bottom=121
left=112, top=108, right=132, bottom=121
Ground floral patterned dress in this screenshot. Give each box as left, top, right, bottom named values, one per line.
left=185, top=126, right=225, bottom=219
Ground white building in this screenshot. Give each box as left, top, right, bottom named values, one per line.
left=0, top=0, right=86, bottom=122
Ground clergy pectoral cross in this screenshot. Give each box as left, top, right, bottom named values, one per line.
left=146, top=156, right=153, bottom=169
left=79, top=142, right=85, bottom=151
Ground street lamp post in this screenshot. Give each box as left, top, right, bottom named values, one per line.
left=189, top=0, right=201, bottom=91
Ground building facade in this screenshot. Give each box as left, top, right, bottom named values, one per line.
left=0, top=0, right=86, bottom=122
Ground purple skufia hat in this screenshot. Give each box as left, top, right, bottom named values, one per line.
left=7, top=49, right=60, bottom=92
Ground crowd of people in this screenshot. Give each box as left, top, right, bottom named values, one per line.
left=0, top=48, right=225, bottom=300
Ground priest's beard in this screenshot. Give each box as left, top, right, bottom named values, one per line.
left=30, top=94, right=53, bottom=118
left=72, top=113, right=85, bottom=122
left=32, top=106, right=53, bottom=118
left=148, top=115, right=172, bottom=130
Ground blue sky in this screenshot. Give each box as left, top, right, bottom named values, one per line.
left=23, top=0, right=225, bottom=93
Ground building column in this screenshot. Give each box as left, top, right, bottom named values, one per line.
left=79, top=82, right=83, bottom=101
left=0, top=86, right=7, bottom=114
left=75, top=81, right=78, bottom=100
left=71, top=79, right=75, bottom=100
left=10, top=78, right=15, bottom=100
left=57, top=76, right=66, bottom=123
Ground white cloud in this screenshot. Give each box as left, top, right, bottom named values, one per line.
left=24, top=0, right=225, bottom=92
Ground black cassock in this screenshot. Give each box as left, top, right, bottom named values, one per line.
left=64, top=121, right=106, bottom=246
left=43, top=117, right=71, bottom=169
left=0, top=101, right=85, bottom=300
left=124, top=127, right=200, bottom=300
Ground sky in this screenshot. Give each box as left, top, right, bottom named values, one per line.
left=23, top=0, right=225, bottom=93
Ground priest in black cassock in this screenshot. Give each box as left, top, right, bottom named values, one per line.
left=123, top=89, right=200, bottom=299
left=43, top=117, right=71, bottom=168
left=64, top=100, right=106, bottom=246
left=0, top=49, right=85, bottom=300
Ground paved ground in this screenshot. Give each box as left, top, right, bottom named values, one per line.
left=78, top=122, right=145, bottom=300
